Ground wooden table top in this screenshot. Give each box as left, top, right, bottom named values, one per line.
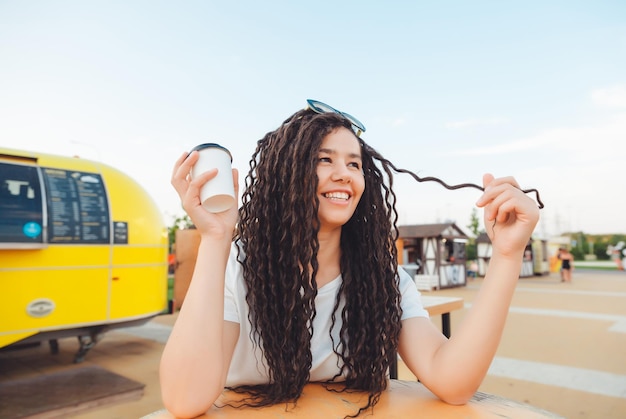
left=420, top=295, right=464, bottom=316
left=142, top=380, right=562, bottom=419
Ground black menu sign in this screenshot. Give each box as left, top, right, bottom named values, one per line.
left=42, top=168, right=110, bottom=244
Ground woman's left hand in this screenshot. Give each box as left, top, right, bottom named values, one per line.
left=476, top=173, right=540, bottom=258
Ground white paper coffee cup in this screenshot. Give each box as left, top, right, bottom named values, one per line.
left=190, top=143, right=235, bottom=213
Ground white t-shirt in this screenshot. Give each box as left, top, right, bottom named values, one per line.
left=223, top=242, right=429, bottom=387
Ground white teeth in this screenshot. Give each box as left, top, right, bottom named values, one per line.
left=324, top=192, right=349, bottom=200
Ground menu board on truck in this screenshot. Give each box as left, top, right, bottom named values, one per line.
left=42, top=168, right=110, bottom=244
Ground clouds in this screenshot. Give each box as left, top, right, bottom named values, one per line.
left=392, top=83, right=626, bottom=235
left=592, top=84, right=626, bottom=108
left=446, top=84, right=624, bottom=158
left=454, top=115, right=624, bottom=158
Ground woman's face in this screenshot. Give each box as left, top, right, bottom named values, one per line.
left=315, top=127, right=365, bottom=231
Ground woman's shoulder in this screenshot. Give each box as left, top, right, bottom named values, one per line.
left=397, top=265, right=413, bottom=282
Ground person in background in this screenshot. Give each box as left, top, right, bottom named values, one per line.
left=558, top=247, right=574, bottom=282
left=160, top=99, right=540, bottom=418
left=467, top=260, right=479, bottom=279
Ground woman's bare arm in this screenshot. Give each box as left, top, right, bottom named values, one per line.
left=399, top=173, right=540, bottom=404
left=159, top=151, right=240, bottom=418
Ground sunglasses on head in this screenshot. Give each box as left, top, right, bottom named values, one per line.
left=306, top=99, right=366, bottom=137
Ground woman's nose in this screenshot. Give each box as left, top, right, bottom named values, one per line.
left=330, top=163, right=351, bottom=182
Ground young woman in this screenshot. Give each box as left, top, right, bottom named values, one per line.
left=160, top=100, right=540, bottom=418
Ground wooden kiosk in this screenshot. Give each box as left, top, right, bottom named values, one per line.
left=397, top=223, right=469, bottom=290
left=476, top=233, right=549, bottom=278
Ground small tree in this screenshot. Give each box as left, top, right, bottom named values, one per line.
left=466, top=208, right=480, bottom=238
left=465, top=208, right=482, bottom=261
left=167, top=214, right=194, bottom=253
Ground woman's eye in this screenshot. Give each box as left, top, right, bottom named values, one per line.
left=348, top=162, right=361, bottom=169
left=319, top=157, right=331, bottom=163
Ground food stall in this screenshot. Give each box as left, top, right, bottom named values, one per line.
left=0, top=147, right=170, bottom=362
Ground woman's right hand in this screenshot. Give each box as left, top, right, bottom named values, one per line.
left=170, top=150, right=239, bottom=240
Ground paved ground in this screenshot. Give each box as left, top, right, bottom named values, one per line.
left=1, top=269, right=625, bottom=418
left=399, top=269, right=626, bottom=419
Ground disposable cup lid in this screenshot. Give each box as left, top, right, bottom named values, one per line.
left=190, top=143, right=232, bottom=161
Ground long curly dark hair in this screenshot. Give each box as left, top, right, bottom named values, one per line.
left=231, top=108, right=403, bottom=417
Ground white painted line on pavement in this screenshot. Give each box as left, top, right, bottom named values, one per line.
left=507, top=306, right=626, bottom=323
left=489, top=357, right=626, bottom=399
left=464, top=303, right=626, bottom=333
left=118, top=320, right=626, bottom=399
left=609, top=320, right=626, bottom=333
left=466, top=284, right=626, bottom=298
left=515, top=288, right=626, bottom=298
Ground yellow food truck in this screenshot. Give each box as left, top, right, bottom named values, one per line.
left=0, top=147, right=170, bottom=362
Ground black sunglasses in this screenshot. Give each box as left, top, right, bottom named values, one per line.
left=306, top=99, right=366, bottom=137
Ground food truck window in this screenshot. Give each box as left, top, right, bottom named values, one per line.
left=41, top=168, right=110, bottom=244
left=0, top=162, right=44, bottom=244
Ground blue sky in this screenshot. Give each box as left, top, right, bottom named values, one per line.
left=1, top=1, right=625, bottom=236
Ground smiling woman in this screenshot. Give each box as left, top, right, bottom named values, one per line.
left=315, top=127, right=365, bottom=234
left=160, top=99, right=539, bottom=419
